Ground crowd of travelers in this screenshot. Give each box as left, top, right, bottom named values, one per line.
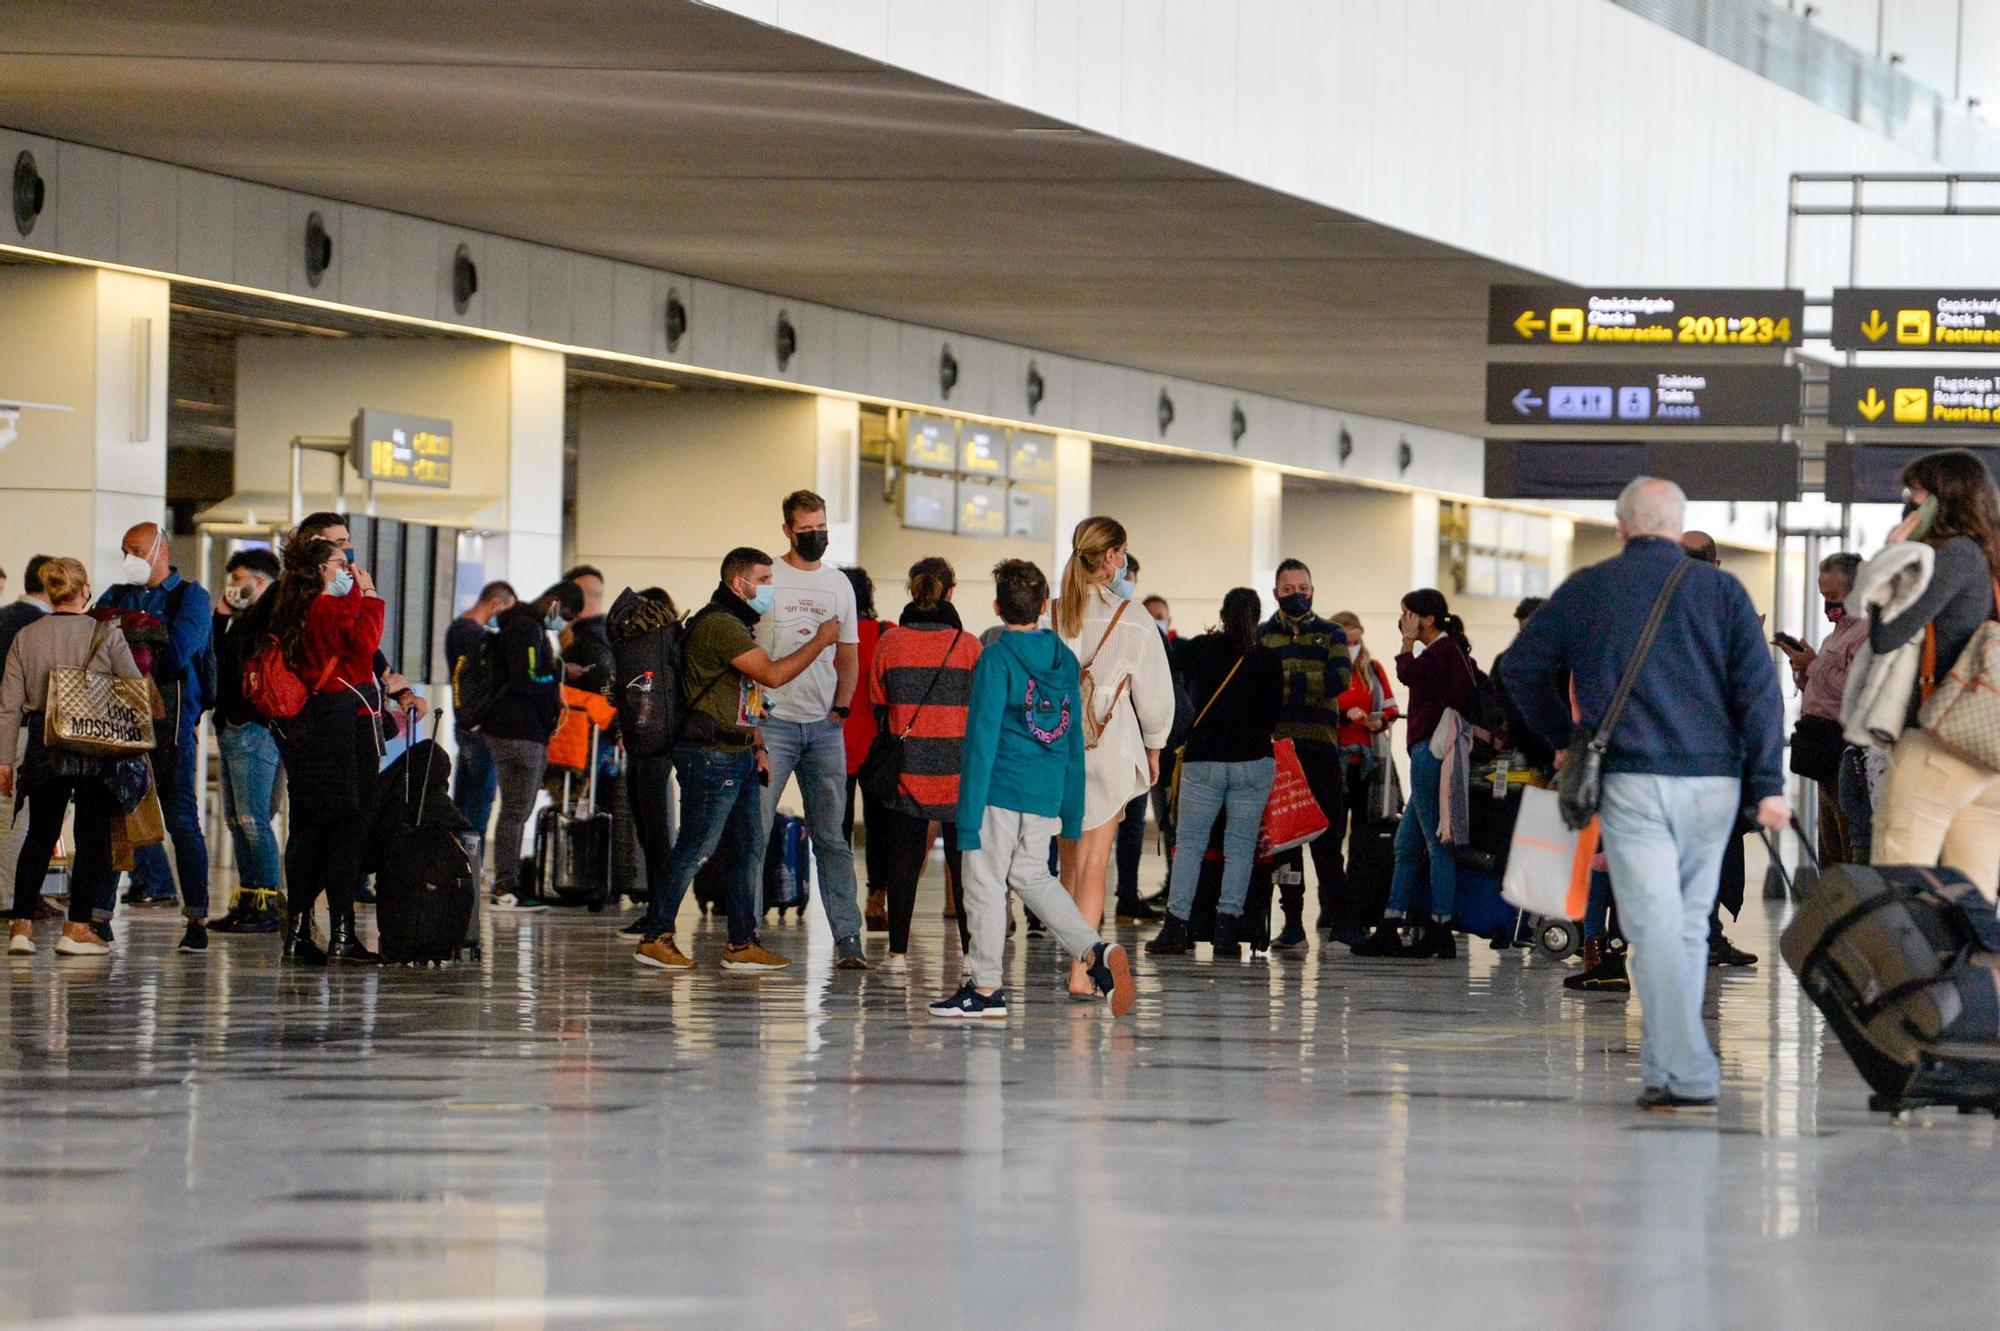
left=5, top=448, right=1997, bottom=1111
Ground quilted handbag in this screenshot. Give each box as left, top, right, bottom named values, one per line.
left=44, top=621, right=156, bottom=757
left=1919, top=590, right=2000, bottom=772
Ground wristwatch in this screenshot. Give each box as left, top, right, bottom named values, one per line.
left=831, top=704, right=851, bottom=720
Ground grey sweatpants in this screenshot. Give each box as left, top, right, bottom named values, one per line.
left=963, top=805, right=1101, bottom=991
left=485, top=734, right=548, bottom=895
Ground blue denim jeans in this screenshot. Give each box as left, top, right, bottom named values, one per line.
left=1580, top=869, right=1616, bottom=943
left=759, top=717, right=863, bottom=942
left=1387, top=743, right=1455, bottom=921
left=639, top=745, right=763, bottom=946
left=452, top=726, right=498, bottom=844
left=127, top=740, right=209, bottom=916
left=1599, top=773, right=1739, bottom=1100
left=1166, top=758, right=1277, bottom=921
left=217, top=721, right=282, bottom=889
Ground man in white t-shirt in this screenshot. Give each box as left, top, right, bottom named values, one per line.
left=755, top=489, right=867, bottom=966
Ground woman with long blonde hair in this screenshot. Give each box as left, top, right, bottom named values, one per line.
left=1054, top=516, right=1174, bottom=997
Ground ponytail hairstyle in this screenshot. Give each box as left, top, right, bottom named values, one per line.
left=1218, top=588, right=1262, bottom=654
left=1330, top=610, right=1368, bottom=670
left=907, top=556, right=955, bottom=611
left=1056, top=515, right=1128, bottom=638
left=270, top=537, right=339, bottom=670
left=1401, top=587, right=1469, bottom=653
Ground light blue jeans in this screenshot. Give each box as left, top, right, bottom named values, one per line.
left=1599, top=773, right=1740, bottom=1099
left=760, top=716, right=863, bottom=942
left=217, top=721, right=283, bottom=888
left=1166, top=758, right=1276, bottom=921
left=1387, top=743, right=1455, bottom=920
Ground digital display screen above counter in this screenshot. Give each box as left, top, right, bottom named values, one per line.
left=1485, top=363, right=1800, bottom=427
left=351, top=408, right=452, bottom=488
left=1489, top=285, right=1804, bottom=347
left=903, top=414, right=956, bottom=471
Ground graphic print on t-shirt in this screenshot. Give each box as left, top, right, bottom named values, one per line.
left=758, top=562, right=859, bottom=723
left=736, top=677, right=767, bottom=729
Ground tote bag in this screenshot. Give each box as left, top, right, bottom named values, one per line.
left=1254, top=738, right=1331, bottom=861
left=1501, top=785, right=1599, bottom=920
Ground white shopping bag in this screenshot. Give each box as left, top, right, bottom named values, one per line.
left=1500, top=785, right=1600, bottom=920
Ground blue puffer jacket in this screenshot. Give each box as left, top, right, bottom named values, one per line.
left=1501, top=536, right=1785, bottom=800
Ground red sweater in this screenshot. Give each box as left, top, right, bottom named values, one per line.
left=869, top=621, right=981, bottom=820
left=1334, top=657, right=1401, bottom=749
left=1395, top=634, right=1477, bottom=752
left=302, top=587, right=385, bottom=695
left=844, top=618, right=882, bottom=775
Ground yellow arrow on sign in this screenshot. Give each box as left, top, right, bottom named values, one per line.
left=1513, top=309, right=1546, bottom=339
left=1861, top=308, right=1889, bottom=342
left=1857, top=388, right=1887, bottom=422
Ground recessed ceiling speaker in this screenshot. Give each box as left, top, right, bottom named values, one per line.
left=450, top=243, right=478, bottom=314
left=664, top=288, right=688, bottom=352
left=774, top=310, right=797, bottom=371
left=1337, top=425, right=1354, bottom=465
left=303, top=211, right=333, bottom=288
left=12, top=150, right=44, bottom=238
left=1025, top=362, right=1045, bottom=415
left=939, top=345, right=959, bottom=400
left=1157, top=389, right=1176, bottom=435
left=1230, top=402, right=1247, bottom=447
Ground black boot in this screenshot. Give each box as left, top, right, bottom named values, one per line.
left=1409, top=920, right=1457, bottom=960
left=1349, top=921, right=1409, bottom=957
left=1145, top=914, right=1192, bottom=956
left=282, top=908, right=326, bottom=965
left=327, top=907, right=380, bottom=964
left=1116, top=893, right=1163, bottom=924
left=1212, top=912, right=1244, bottom=960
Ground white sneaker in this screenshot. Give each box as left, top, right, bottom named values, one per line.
left=53, top=931, right=109, bottom=957
left=8, top=926, right=33, bottom=956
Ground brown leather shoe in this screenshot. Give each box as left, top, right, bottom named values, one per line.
left=865, top=889, right=889, bottom=933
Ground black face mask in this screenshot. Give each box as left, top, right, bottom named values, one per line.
left=794, top=530, right=830, bottom=562
left=1277, top=592, right=1312, bottom=618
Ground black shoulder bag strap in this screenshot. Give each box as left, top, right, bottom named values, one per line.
left=1558, top=559, right=1691, bottom=830
left=896, top=630, right=964, bottom=739
left=671, top=606, right=737, bottom=746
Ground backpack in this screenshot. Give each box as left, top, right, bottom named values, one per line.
left=451, top=631, right=505, bottom=732
left=372, top=729, right=475, bottom=964
left=242, top=635, right=326, bottom=721
left=607, top=588, right=687, bottom=758
left=1077, top=600, right=1132, bottom=751
left=1464, top=661, right=1512, bottom=763
left=162, top=581, right=218, bottom=716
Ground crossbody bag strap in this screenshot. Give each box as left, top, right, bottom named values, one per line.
left=897, top=630, right=963, bottom=739
left=1592, top=559, right=1691, bottom=752
left=1083, top=599, right=1130, bottom=671
left=1188, top=654, right=1246, bottom=734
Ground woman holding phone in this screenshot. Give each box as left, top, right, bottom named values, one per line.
left=1869, top=448, right=2000, bottom=897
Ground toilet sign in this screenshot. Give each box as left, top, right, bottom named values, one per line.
left=351, top=408, right=452, bottom=487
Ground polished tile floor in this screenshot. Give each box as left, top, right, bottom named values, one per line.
left=1, top=865, right=1995, bottom=1331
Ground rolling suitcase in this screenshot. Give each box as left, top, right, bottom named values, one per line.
left=692, top=849, right=728, bottom=915
left=533, top=730, right=615, bottom=912
left=1185, top=816, right=1272, bottom=952
left=1345, top=816, right=1396, bottom=932
left=373, top=713, right=477, bottom=964
left=1778, top=838, right=2000, bottom=1118
left=763, top=813, right=811, bottom=919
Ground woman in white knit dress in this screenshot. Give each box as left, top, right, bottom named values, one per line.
left=1055, top=516, right=1175, bottom=998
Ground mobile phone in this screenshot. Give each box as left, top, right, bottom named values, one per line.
left=1909, top=494, right=1940, bottom=540
left=1773, top=632, right=1804, bottom=652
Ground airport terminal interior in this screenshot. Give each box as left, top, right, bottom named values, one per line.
left=4, top=1, right=2000, bottom=1327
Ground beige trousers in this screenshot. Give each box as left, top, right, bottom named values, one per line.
left=1875, top=730, right=2000, bottom=901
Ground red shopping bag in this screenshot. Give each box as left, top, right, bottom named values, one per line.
left=1255, top=738, right=1331, bottom=863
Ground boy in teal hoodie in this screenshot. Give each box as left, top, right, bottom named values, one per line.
left=929, top=560, right=1136, bottom=1021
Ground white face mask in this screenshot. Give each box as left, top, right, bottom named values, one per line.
left=120, top=532, right=160, bottom=586
left=223, top=585, right=255, bottom=611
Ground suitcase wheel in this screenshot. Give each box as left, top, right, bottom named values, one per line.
left=1536, top=920, right=1579, bottom=961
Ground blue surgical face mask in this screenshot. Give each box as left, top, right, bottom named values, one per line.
left=745, top=584, right=776, bottom=617
left=328, top=568, right=355, bottom=598
left=545, top=612, right=568, bottom=634
left=1108, top=557, right=1135, bottom=602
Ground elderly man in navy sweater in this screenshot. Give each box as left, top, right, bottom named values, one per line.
left=1503, top=477, right=1787, bottom=1112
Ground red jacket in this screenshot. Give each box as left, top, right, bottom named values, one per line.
left=302, top=587, right=385, bottom=695
left=1334, top=657, right=1400, bottom=750
left=844, top=617, right=882, bottom=775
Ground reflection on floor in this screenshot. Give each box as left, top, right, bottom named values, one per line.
left=1, top=875, right=1995, bottom=1331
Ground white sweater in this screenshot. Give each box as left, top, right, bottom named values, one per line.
left=1061, top=586, right=1176, bottom=830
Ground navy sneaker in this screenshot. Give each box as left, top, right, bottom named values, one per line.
left=928, top=982, right=1009, bottom=1021
left=1086, top=942, right=1136, bottom=1017
left=1636, top=1086, right=1717, bottom=1113
left=1269, top=921, right=1309, bottom=952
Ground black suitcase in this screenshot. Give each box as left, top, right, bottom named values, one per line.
left=1780, top=855, right=2000, bottom=1117
left=1185, top=817, right=1272, bottom=952
left=532, top=731, right=615, bottom=911
left=692, top=850, right=728, bottom=915
left=1346, top=817, right=1396, bottom=932
left=372, top=719, right=477, bottom=964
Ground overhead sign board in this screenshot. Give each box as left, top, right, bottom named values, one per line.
left=1010, top=430, right=1056, bottom=484
left=960, top=424, right=1008, bottom=479
left=351, top=409, right=452, bottom=488
left=900, top=471, right=956, bottom=533
left=1485, top=363, right=1800, bottom=427
left=1827, top=367, right=2000, bottom=428
left=956, top=479, right=1007, bottom=537
left=902, top=414, right=956, bottom=471
left=1830, top=289, right=2000, bottom=350
left=1824, top=442, right=2000, bottom=503
left=1485, top=439, right=1799, bottom=502
left=1489, top=285, right=1804, bottom=348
